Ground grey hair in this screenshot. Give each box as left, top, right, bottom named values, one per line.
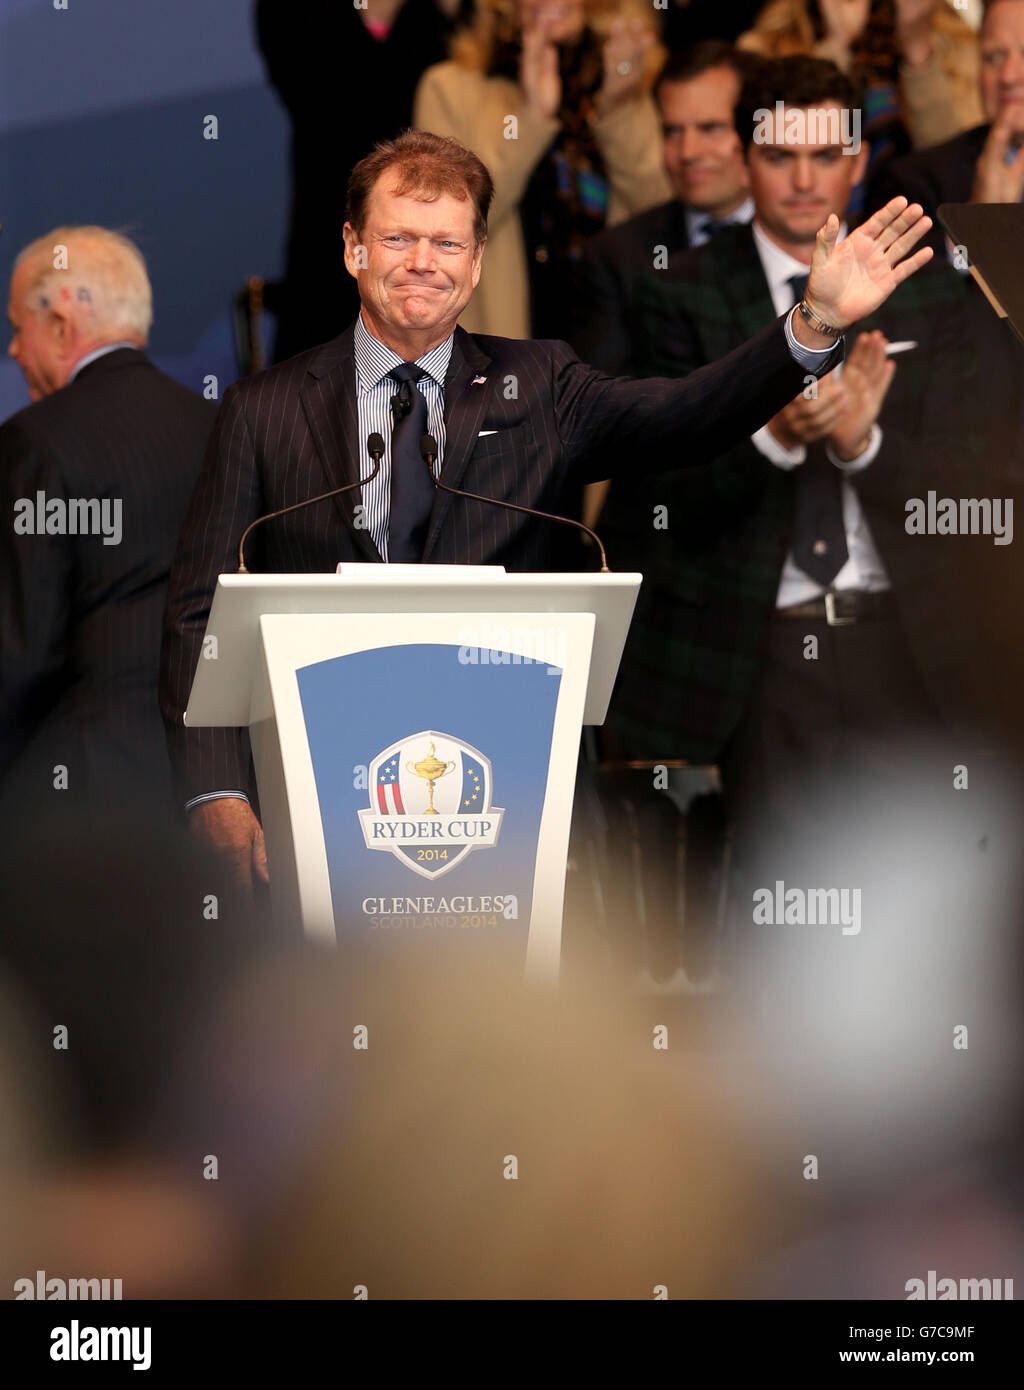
left=14, top=226, right=153, bottom=343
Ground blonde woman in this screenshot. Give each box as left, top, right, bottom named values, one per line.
left=414, top=0, right=671, bottom=338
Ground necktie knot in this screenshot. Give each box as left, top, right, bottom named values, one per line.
left=390, top=363, right=426, bottom=425
left=696, top=215, right=730, bottom=241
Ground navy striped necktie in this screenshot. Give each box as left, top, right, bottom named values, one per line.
left=387, top=362, right=434, bottom=563
left=785, top=273, right=849, bottom=587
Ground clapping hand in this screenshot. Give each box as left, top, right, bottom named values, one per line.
left=596, top=19, right=653, bottom=114
left=520, top=18, right=561, bottom=120
left=828, top=331, right=896, bottom=460
left=971, top=111, right=1024, bottom=205
left=768, top=332, right=895, bottom=458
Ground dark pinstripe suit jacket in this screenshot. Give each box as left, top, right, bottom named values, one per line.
left=160, top=315, right=836, bottom=803
left=0, top=349, right=216, bottom=811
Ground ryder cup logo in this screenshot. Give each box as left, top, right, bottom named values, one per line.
left=358, top=730, right=503, bottom=879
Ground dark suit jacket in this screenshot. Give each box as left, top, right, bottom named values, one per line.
left=160, top=315, right=840, bottom=803
left=0, top=349, right=216, bottom=810
left=569, top=199, right=691, bottom=374
left=872, top=121, right=1024, bottom=496
left=601, top=223, right=988, bottom=763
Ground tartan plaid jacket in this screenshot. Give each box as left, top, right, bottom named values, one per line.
left=602, top=222, right=987, bottom=763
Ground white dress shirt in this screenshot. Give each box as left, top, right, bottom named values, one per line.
left=748, top=220, right=890, bottom=607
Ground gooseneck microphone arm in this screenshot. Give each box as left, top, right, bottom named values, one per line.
left=418, top=434, right=609, bottom=572
left=237, top=433, right=387, bottom=573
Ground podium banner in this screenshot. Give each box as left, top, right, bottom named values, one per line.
left=251, top=610, right=594, bottom=973
left=297, top=643, right=559, bottom=966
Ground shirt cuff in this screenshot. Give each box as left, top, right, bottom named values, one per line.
left=185, top=790, right=251, bottom=813
left=826, top=423, right=882, bottom=474
left=784, top=305, right=841, bottom=369
left=752, top=423, right=806, bottom=469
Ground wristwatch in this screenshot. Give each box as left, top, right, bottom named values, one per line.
left=796, top=299, right=841, bottom=339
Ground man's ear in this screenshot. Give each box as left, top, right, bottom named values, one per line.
left=342, top=221, right=364, bottom=280
left=49, top=306, right=74, bottom=358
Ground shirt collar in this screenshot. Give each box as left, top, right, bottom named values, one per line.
left=685, top=195, right=755, bottom=242
left=353, top=312, right=454, bottom=392
left=66, top=341, right=140, bottom=384
left=751, top=218, right=848, bottom=299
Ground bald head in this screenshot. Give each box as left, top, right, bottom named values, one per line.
left=8, top=227, right=152, bottom=401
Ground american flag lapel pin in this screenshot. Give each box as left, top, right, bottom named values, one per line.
left=472, top=374, right=487, bottom=385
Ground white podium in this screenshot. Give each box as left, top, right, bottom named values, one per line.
left=184, top=566, right=640, bottom=980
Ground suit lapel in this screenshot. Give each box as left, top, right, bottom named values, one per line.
left=421, top=326, right=493, bottom=561
left=718, top=225, right=779, bottom=342
left=300, top=325, right=381, bottom=562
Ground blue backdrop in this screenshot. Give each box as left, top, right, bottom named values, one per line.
left=0, top=0, right=290, bottom=420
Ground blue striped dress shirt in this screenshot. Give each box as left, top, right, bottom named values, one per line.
left=353, top=312, right=452, bottom=561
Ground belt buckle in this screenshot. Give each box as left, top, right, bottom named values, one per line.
left=824, top=591, right=855, bottom=627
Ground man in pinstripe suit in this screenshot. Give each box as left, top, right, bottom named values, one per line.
left=0, top=227, right=215, bottom=820
left=160, top=130, right=934, bottom=893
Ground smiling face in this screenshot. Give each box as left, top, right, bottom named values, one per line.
left=659, top=65, right=748, bottom=216
left=746, top=103, right=867, bottom=257
left=343, top=180, right=485, bottom=357
left=980, top=0, right=1024, bottom=133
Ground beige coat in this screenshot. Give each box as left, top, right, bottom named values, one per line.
left=414, top=60, right=672, bottom=339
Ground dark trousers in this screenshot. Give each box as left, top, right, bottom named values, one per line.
left=717, top=606, right=953, bottom=966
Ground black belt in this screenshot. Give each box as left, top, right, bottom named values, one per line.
left=776, top=590, right=895, bottom=626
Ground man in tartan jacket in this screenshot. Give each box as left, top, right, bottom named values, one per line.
left=601, top=57, right=992, bottom=921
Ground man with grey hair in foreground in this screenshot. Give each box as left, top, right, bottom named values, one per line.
left=0, top=225, right=216, bottom=820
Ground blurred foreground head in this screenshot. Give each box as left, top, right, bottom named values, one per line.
left=241, top=943, right=757, bottom=1300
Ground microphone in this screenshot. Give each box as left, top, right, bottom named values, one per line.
left=236, top=432, right=386, bottom=573
left=418, top=434, right=609, bottom=572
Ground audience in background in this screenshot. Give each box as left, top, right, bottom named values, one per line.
left=415, top=0, right=670, bottom=337
left=600, top=56, right=991, bottom=959
left=738, top=0, right=982, bottom=195
left=871, top=0, right=1024, bottom=742
left=570, top=41, right=754, bottom=377
left=871, top=0, right=1024, bottom=244
left=569, top=40, right=754, bottom=533
left=256, top=0, right=468, bottom=361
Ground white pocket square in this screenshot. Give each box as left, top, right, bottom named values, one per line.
left=478, top=429, right=499, bottom=436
